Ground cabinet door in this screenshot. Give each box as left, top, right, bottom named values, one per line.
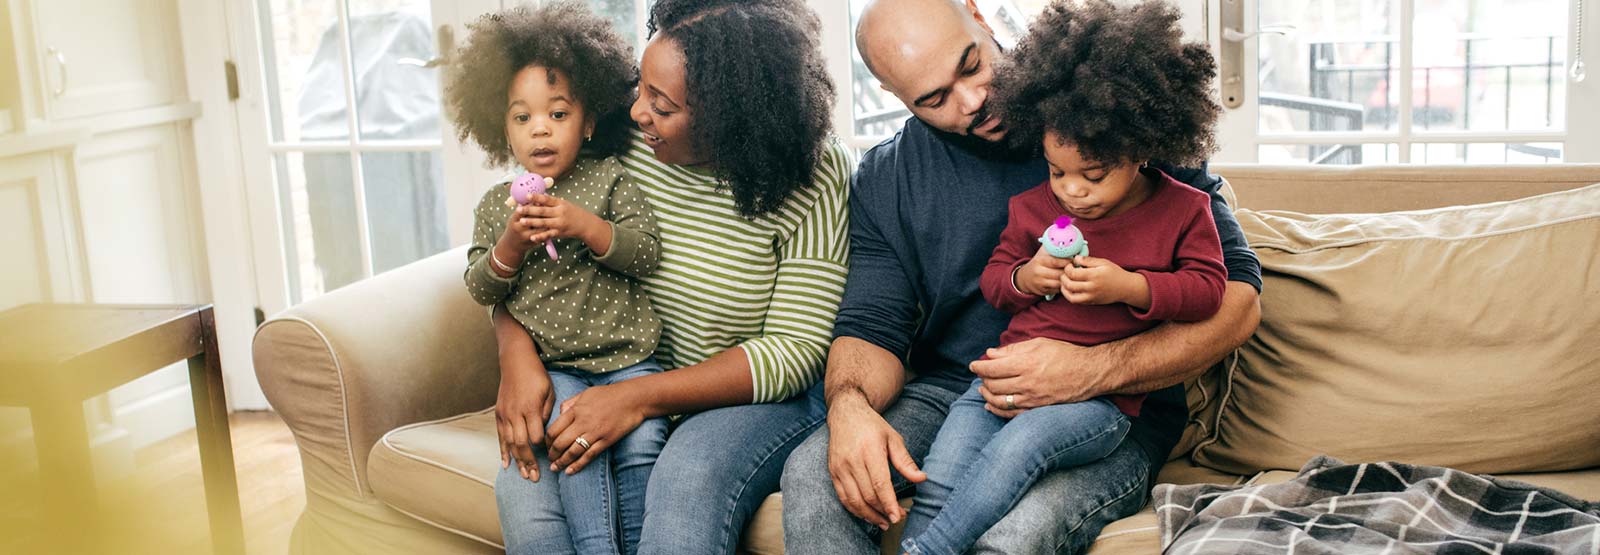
left=0, top=152, right=81, bottom=310
left=30, top=0, right=182, bottom=121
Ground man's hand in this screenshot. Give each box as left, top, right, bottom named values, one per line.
left=970, top=338, right=1106, bottom=418
left=825, top=393, right=924, bottom=529
left=1015, top=246, right=1072, bottom=297
left=1060, top=255, right=1150, bottom=309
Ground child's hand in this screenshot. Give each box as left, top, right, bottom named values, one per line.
left=1016, top=246, right=1072, bottom=297
left=1059, top=256, right=1151, bottom=308
left=496, top=204, right=546, bottom=259
left=522, top=194, right=604, bottom=245
left=496, top=346, right=555, bottom=481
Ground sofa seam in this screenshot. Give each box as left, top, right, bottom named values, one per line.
left=1189, top=351, right=1240, bottom=463
left=375, top=407, right=499, bottom=489
left=1095, top=525, right=1159, bottom=540
left=257, top=316, right=365, bottom=498
left=1248, top=212, right=1598, bottom=254
left=386, top=500, right=505, bottom=550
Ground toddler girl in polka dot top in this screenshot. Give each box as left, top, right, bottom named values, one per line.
left=444, top=3, right=666, bottom=553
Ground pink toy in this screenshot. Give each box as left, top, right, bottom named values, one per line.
left=505, top=172, right=560, bottom=261
left=1039, top=215, right=1089, bottom=300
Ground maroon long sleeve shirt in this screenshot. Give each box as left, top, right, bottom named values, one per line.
left=979, top=171, right=1228, bottom=416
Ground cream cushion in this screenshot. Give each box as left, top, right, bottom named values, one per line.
left=1192, top=182, right=1600, bottom=475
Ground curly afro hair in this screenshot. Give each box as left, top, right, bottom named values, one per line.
left=991, top=0, right=1219, bottom=167
left=648, top=0, right=835, bottom=217
left=444, top=1, right=637, bottom=168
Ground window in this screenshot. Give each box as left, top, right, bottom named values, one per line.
left=242, top=0, right=651, bottom=309
left=835, top=0, right=1593, bottom=164
left=1247, top=0, right=1575, bottom=164
left=254, top=0, right=447, bottom=305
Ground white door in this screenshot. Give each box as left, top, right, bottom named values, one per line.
left=233, top=0, right=652, bottom=317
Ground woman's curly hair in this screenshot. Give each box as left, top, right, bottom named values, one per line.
left=444, top=1, right=637, bottom=168
left=991, top=0, right=1219, bottom=167
left=648, top=0, right=835, bottom=217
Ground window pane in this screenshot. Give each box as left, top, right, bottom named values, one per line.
left=1259, top=0, right=1397, bottom=134
left=1258, top=143, right=1399, bottom=164
left=1409, top=142, right=1562, bottom=163
left=361, top=151, right=449, bottom=275
left=276, top=152, right=362, bottom=304
left=348, top=0, right=442, bottom=141
left=586, top=0, right=640, bottom=52
left=848, top=0, right=907, bottom=138
left=1412, top=0, right=1566, bottom=131
left=261, top=0, right=346, bottom=143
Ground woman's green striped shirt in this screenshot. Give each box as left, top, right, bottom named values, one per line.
left=617, top=132, right=853, bottom=403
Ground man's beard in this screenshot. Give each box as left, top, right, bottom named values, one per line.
left=931, top=106, right=1034, bottom=162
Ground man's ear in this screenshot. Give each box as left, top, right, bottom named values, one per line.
left=964, top=0, right=997, bottom=37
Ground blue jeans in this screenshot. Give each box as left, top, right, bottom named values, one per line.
left=899, top=379, right=1131, bottom=555
left=496, top=361, right=669, bottom=555
left=782, top=379, right=1168, bottom=555
left=636, top=383, right=826, bottom=554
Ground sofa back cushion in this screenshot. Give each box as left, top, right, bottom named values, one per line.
left=1191, top=182, right=1600, bottom=475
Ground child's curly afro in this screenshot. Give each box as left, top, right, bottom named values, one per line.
left=444, top=1, right=637, bottom=168
left=992, top=0, right=1220, bottom=167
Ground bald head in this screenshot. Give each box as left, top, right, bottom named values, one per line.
left=854, top=0, right=1007, bottom=140
left=856, top=0, right=972, bottom=76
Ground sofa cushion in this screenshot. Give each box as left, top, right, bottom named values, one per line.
left=367, top=409, right=504, bottom=548
left=1193, top=182, right=1600, bottom=475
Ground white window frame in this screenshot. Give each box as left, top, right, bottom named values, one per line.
left=816, top=0, right=1597, bottom=163
left=1214, top=0, right=1596, bottom=164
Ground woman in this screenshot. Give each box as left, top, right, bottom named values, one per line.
left=491, top=0, right=851, bottom=552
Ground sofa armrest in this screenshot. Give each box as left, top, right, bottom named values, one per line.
left=253, top=246, right=498, bottom=498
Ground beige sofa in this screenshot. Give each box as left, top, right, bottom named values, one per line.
left=254, top=164, right=1600, bottom=554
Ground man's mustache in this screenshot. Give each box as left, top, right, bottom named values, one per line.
left=966, top=104, right=994, bottom=135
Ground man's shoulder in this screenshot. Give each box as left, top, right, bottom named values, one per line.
left=855, top=117, right=925, bottom=174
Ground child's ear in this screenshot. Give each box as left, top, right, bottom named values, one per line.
left=583, top=116, right=596, bottom=142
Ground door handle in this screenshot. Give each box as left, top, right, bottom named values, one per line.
left=47, top=46, right=68, bottom=97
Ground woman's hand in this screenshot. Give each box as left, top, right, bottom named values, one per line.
left=496, top=346, right=556, bottom=481
left=545, top=381, right=647, bottom=475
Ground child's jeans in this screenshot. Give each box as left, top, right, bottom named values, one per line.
left=899, top=378, right=1132, bottom=555
left=497, top=360, right=669, bottom=555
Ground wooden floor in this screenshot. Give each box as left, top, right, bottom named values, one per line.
left=5, top=411, right=304, bottom=555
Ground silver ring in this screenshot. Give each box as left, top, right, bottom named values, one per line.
left=1004, top=394, right=1016, bottom=410
left=574, top=436, right=591, bottom=450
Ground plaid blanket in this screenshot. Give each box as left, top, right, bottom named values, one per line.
left=1154, top=456, right=1600, bottom=554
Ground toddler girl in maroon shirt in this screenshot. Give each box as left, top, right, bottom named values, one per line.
left=899, top=2, right=1227, bottom=554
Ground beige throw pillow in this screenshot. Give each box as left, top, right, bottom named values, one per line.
left=1192, top=182, right=1600, bottom=475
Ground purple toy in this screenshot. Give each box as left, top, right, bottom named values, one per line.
left=1038, top=215, right=1089, bottom=300
left=505, top=172, right=560, bottom=261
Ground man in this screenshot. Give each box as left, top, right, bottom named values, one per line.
left=780, top=0, right=1263, bottom=552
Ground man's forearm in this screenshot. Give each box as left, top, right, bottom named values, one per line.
left=825, top=336, right=909, bottom=413
left=1100, top=281, right=1260, bottom=395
